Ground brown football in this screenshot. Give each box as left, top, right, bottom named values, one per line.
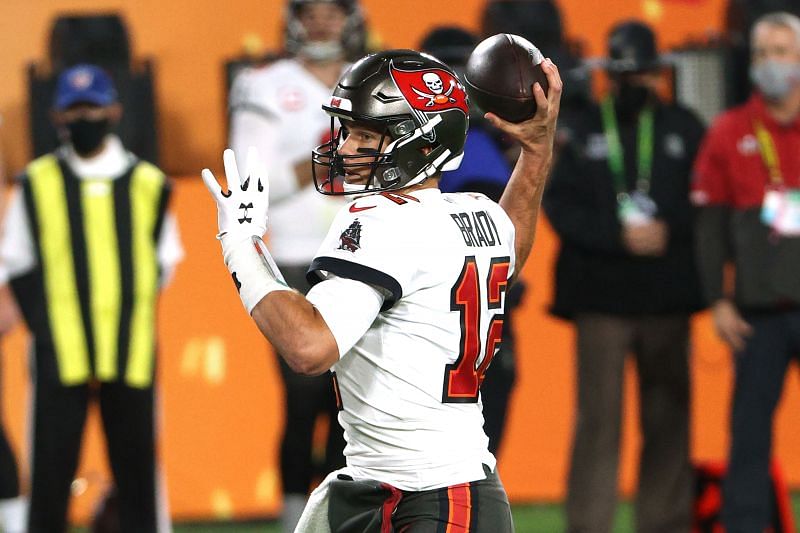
left=463, top=33, right=549, bottom=123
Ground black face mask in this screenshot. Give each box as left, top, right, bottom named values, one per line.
left=616, top=82, right=652, bottom=117
left=66, top=118, right=110, bottom=156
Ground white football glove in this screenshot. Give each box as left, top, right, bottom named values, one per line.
left=202, top=147, right=290, bottom=313
left=201, top=147, right=269, bottom=244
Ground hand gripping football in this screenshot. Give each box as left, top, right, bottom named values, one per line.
left=463, top=33, right=550, bottom=123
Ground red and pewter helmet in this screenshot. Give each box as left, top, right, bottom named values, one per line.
left=312, top=49, right=469, bottom=195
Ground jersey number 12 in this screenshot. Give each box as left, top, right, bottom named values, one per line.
left=443, top=256, right=510, bottom=403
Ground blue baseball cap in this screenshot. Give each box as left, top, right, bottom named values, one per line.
left=53, top=64, right=118, bottom=111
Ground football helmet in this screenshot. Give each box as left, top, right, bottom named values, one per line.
left=285, top=0, right=366, bottom=62
left=312, top=49, right=469, bottom=195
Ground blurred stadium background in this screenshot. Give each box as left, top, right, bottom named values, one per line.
left=1, top=0, right=799, bottom=529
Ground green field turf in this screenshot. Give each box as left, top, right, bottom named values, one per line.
left=73, top=493, right=800, bottom=532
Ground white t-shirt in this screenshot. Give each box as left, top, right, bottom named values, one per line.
left=229, top=59, right=344, bottom=266
left=307, top=188, right=516, bottom=491
left=0, top=135, right=183, bottom=286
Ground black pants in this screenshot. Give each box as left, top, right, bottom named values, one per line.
left=566, top=313, right=692, bottom=533
left=723, top=309, right=800, bottom=533
left=278, top=265, right=345, bottom=495
left=0, top=423, right=19, bottom=500
left=28, top=379, right=160, bottom=533
left=393, top=467, right=514, bottom=532
left=0, top=355, right=19, bottom=500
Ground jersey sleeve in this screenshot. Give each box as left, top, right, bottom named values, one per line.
left=0, top=185, right=37, bottom=284
left=157, top=212, right=184, bottom=288
left=307, top=203, right=419, bottom=311
left=229, top=67, right=278, bottom=120
left=228, top=68, right=300, bottom=205
left=306, top=274, right=385, bottom=357
left=691, top=114, right=734, bottom=207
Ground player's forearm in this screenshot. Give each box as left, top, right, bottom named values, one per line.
left=251, top=290, right=339, bottom=376
left=202, top=148, right=340, bottom=375
left=500, top=148, right=552, bottom=271
left=489, top=57, right=561, bottom=272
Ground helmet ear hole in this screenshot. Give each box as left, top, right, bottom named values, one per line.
left=392, top=120, right=415, bottom=137
left=381, top=167, right=402, bottom=185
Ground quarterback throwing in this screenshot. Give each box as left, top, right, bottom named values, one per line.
left=203, top=49, right=561, bottom=532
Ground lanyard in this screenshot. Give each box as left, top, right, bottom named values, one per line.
left=600, top=97, right=654, bottom=201
left=752, top=119, right=783, bottom=186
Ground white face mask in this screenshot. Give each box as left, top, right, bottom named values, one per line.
left=299, top=41, right=344, bottom=62
left=750, top=60, right=800, bottom=100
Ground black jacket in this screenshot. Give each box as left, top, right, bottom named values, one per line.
left=543, top=99, right=706, bottom=318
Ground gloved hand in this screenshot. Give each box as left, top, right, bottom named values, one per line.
left=202, top=147, right=269, bottom=245
left=202, top=147, right=288, bottom=313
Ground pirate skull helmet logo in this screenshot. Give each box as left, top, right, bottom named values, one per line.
left=422, top=72, right=444, bottom=93
left=414, top=72, right=456, bottom=106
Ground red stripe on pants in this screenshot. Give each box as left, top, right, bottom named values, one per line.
left=380, top=483, right=402, bottom=533
left=446, top=483, right=472, bottom=533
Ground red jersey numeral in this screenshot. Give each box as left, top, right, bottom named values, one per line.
left=443, top=256, right=511, bottom=403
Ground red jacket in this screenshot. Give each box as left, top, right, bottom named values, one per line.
left=692, top=93, right=800, bottom=209
left=692, top=93, right=800, bottom=310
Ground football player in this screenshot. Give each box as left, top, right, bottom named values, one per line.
left=204, top=50, right=561, bottom=531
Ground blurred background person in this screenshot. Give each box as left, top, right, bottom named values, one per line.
left=0, top=114, right=26, bottom=533
left=543, top=20, right=706, bottom=533
left=724, top=0, right=800, bottom=107
left=0, top=286, right=23, bottom=533
left=419, top=25, right=523, bottom=458
left=692, top=11, right=800, bottom=532
left=0, top=64, right=181, bottom=532
left=227, top=1, right=367, bottom=530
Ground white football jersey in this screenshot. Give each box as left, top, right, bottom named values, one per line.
left=229, top=59, right=344, bottom=265
left=308, top=188, right=516, bottom=491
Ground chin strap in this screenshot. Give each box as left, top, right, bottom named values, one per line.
left=220, top=234, right=292, bottom=314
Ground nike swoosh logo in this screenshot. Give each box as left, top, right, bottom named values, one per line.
left=349, top=203, right=375, bottom=213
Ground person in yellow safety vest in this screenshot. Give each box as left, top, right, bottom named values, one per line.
left=0, top=64, right=182, bottom=533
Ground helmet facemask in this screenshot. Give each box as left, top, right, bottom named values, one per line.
left=312, top=118, right=394, bottom=194
left=312, top=114, right=458, bottom=195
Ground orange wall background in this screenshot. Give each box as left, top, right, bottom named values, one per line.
left=3, top=0, right=800, bottom=524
